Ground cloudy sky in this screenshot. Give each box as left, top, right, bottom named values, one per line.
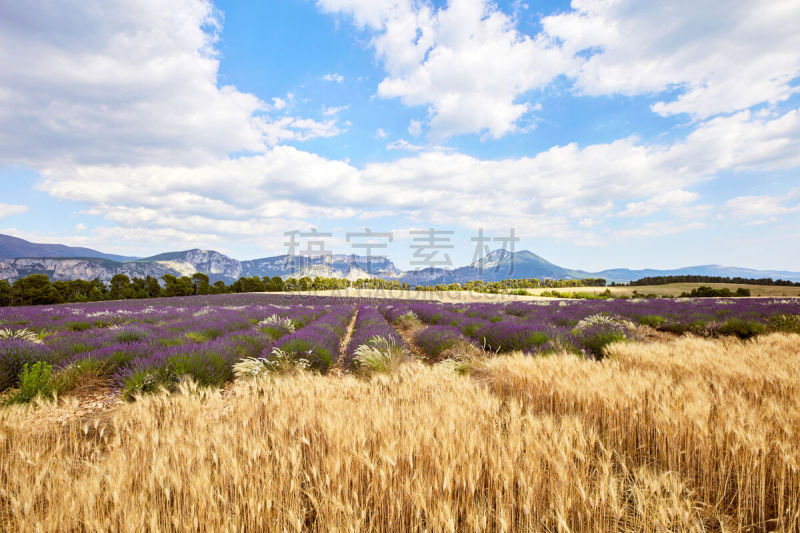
left=1, top=0, right=799, bottom=271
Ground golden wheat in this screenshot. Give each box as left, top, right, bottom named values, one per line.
left=1, top=334, right=798, bottom=532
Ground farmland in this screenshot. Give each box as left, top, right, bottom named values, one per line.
left=286, top=283, right=800, bottom=302
left=2, top=293, right=800, bottom=531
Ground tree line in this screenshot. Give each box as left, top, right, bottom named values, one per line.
left=413, top=277, right=607, bottom=293
left=624, top=275, right=800, bottom=287
left=0, top=273, right=415, bottom=307
left=0, top=272, right=614, bottom=307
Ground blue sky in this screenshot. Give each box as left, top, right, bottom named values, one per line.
left=1, top=0, right=799, bottom=272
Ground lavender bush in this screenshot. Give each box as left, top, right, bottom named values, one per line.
left=345, top=306, right=407, bottom=369
left=413, top=326, right=477, bottom=361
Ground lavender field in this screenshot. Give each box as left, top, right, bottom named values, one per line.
left=2, top=294, right=800, bottom=401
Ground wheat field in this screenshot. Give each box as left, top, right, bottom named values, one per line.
left=1, top=334, right=798, bottom=532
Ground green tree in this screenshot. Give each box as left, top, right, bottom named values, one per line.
left=108, top=274, right=132, bottom=300
left=192, top=273, right=211, bottom=295
left=12, top=274, right=60, bottom=306
left=145, top=276, right=162, bottom=298
left=297, top=277, right=312, bottom=291
left=162, top=274, right=193, bottom=297
left=263, top=276, right=286, bottom=292
left=0, top=279, right=11, bottom=306
left=211, top=280, right=229, bottom=294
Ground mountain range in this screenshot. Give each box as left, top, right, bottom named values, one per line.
left=1, top=234, right=799, bottom=284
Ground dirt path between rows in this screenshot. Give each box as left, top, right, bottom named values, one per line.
left=330, top=308, right=358, bottom=375
left=392, top=322, right=427, bottom=362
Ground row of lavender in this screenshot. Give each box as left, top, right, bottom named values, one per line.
left=0, top=298, right=357, bottom=398
left=381, top=297, right=800, bottom=358
left=342, top=306, right=409, bottom=370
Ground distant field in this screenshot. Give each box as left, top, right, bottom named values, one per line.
left=525, top=282, right=800, bottom=298
left=292, top=283, right=800, bottom=301
left=291, top=287, right=543, bottom=302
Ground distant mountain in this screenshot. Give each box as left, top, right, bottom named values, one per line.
left=0, top=257, right=176, bottom=283
left=0, top=234, right=136, bottom=262
left=241, top=254, right=402, bottom=280
left=394, top=249, right=580, bottom=284
left=394, top=249, right=800, bottom=284
left=0, top=247, right=404, bottom=283
left=594, top=265, right=800, bottom=283
left=1, top=234, right=799, bottom=284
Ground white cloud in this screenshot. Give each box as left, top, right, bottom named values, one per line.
left=359, top=209, right=395, bottom=220
left=386, top=139, right=425, bottom=151
left=271, top=96, right=290, bottom=110
left=323, top=73, right=345, bottom=83
left=321, top=0, right=800, bottom=137
left=318, top=0, right=570, bottom=139
left=0, top=0, right=339, bottom=168
left=35, top=105, right=800, bottom=248
left=724, top=188, right=800, bottom=218
left=542, top=0, right=800, bottom=119
left=262, top=117, right=345, bottom=145
left=407, top=119, right=423, bottom=137
left=0, top=203, right=28, bottom=220
left=615, top=221, right=706, bottom=239
left=375, top=128, right=387, bottom=139
left=619, top=190, right=699, bottom=218
left=323, top=105, right=349, bottom=116
left=75, top=223, right=87, bottom=232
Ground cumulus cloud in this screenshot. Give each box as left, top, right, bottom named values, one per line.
left=0, top=203, right=28, bottom=220
left=34, top=105, right=800, bottom=249
left=323, top=105, right=349, bottom=116
left=319, top=0, right=800, bottom=137
left=618, top=190, right=699, bottom=218
left=318, top=0, right=570, bottom=139
left=543, top=0, right=800, bottom=119
left=724, top=188, right=800, bottom=219
left=262, top=117, right=344, bottom=145
left=386, top=139, right=425, bottom=151
left=0, top=0, right=341, bottom=168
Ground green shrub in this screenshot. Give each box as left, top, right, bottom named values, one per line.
left=51, top=358, right=108, bottom=394
left=65, top=321, right=92, bottom=332
left=120, top=368, right=170, bottom=401
left=767, top=314, right=800, bottom=333
left=679, top=286, right=750, bottom=298
left=168, top=352, right=232, bottom=387
left=718, top=318, right=766, bottom=339
left=278, top=339, right=332, bottom=373
left=115, top=328, right=147, bottom=343
left=158, top=337, right=184, bottom=347
left=461, top=323, right=483, bottom=337
left=578, top=330, right=627, bottom=358
left=353, top=336, right=410, bottom=376
left=4, top=362, right=54, bottom=404
left=638, top=315, right=667, bottom=328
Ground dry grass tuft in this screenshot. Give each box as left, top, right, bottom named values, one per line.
left=1, top=334, right=798, bottom=531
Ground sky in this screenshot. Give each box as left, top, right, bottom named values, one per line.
left=0, top=0, right=799, bottom=272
